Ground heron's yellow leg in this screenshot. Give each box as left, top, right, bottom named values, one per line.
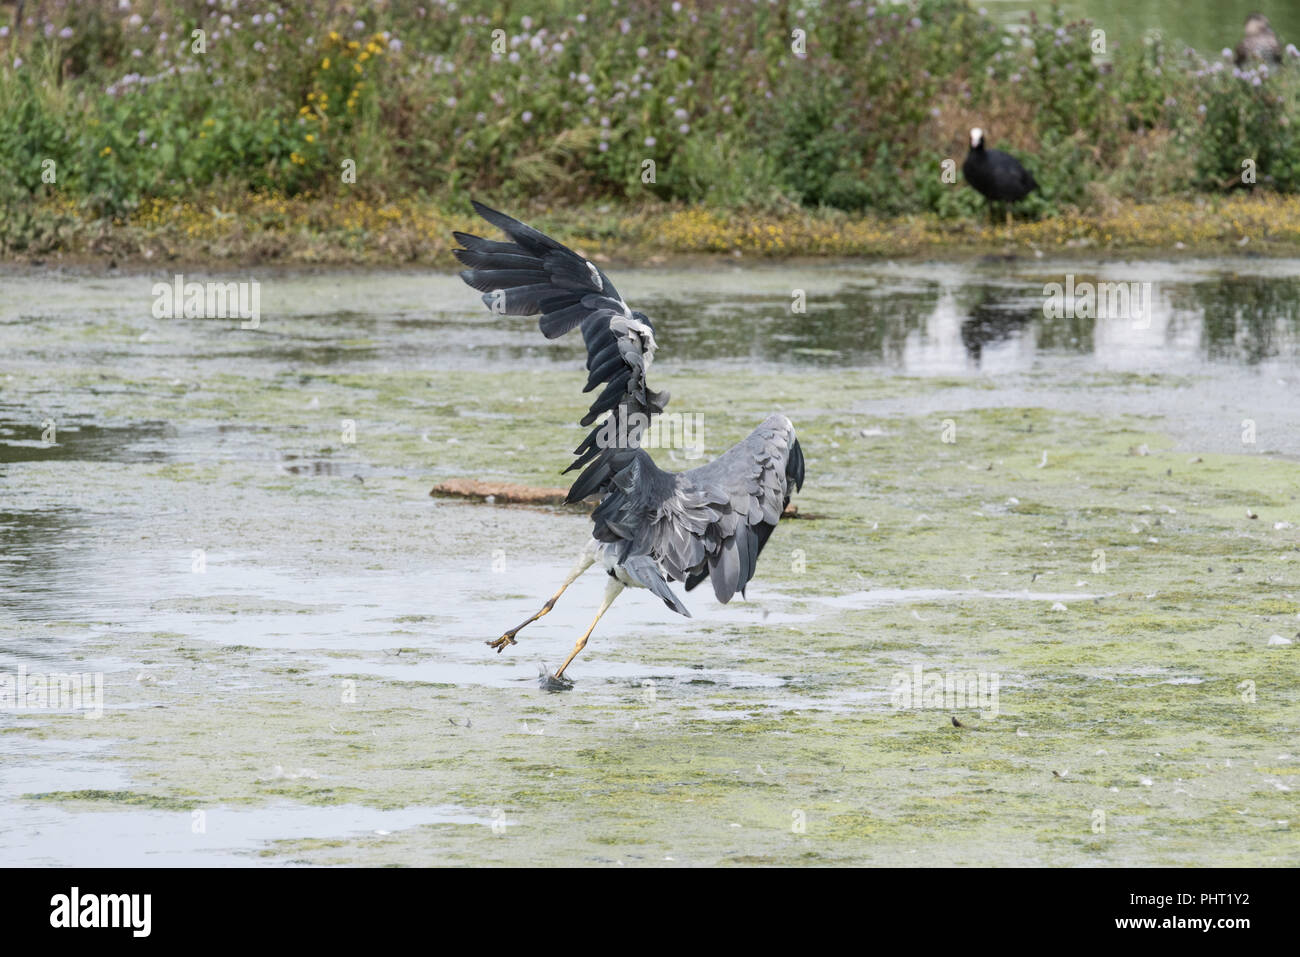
left=488, top=542, right=597, bottom=653
left=487, top=584, right=567, bottom=652
left=553, top=579, right=624, bottom=680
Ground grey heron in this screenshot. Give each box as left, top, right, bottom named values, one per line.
left=453, top=202, right=805, bottom=686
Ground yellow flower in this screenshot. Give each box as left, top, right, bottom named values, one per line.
left=305, top=134, right=315, bottom=143
left=347, top=40, right=359, bottom=50
left=100, top=146, right=112, bottom=156
left=358, top=51, right=369, bottom=62
left=321, top=57, right=330, bottom=69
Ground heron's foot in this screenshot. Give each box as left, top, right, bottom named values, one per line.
left=486, top=632, right=518, bottom=653
left=538, top=665, right=573, bottom=692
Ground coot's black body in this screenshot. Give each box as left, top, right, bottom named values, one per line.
left=963, top=128, right=1037, bottom=205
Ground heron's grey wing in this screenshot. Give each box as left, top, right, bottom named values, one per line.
left=587, top=448, right=725, bottom=617
left=621, top=555, right=691, bottom=618
left=453, top=201, right=669, bottom=500
left=680, top=414, right=805, bottom=604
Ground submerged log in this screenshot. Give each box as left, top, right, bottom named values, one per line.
left=431, top=478, right=805, bottom=517
left=429, top=478, right=574, bottom=506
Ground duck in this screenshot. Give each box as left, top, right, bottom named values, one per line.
left=1235, top=13, right=1282, bottom=67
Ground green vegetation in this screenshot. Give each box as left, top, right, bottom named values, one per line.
left=1, top=0, right=1299, bottom=249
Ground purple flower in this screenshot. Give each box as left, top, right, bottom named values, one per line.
left=59, top=27, right=73, bottom=39
left=644, top=136, right=656, bottom=147
left=521, top=110, right=533, bottom=123
left=666, top=48, right=678, bottom=59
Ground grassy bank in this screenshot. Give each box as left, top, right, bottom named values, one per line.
left=3, top=0, right=1300, bottom=263
left=8, top=192, right=1300, bottom=267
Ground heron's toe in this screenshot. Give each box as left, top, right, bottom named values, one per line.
left=538, top=665, right=574, bottom=692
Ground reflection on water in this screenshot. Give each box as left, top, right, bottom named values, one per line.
left=7, top=262, right=1297, bottom=380
left=1177, top=275, right=1300, bottom=366
left=0, top=415, right=174, bottom=466
left=636, top=266, right=1300, bottom=375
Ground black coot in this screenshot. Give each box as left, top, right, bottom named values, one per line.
left=962, top=127, right=1037, bottom=222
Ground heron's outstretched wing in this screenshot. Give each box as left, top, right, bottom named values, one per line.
left=678, top=414, right=804, bottom=604
left=588, top=414, right=805, bottom=613
left=453, top=202, right=669, bottom=499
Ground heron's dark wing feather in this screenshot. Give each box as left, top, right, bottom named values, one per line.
left=453, top=201, right=668, bottom=499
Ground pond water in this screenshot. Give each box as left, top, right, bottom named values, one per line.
left=1, top=258, right=1297, bottom=866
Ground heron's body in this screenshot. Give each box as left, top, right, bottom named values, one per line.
left=453, top=202, right=805, bottom=686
